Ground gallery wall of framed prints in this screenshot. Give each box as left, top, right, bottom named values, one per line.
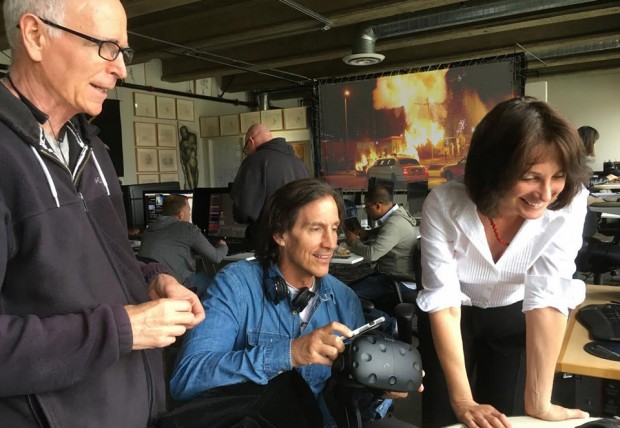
left=129, top=94, right=311, bottom=186
left=199, top=107, right=308, bottom=139
left=130, top=92, right=199, bottom=185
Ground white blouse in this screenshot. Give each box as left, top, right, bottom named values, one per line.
left=416, top=181, right=588, bottom=316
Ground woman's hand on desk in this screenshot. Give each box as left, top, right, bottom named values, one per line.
left=525, top=403, right=589, bottom=424
left=452, top=400, right=511, bottom=428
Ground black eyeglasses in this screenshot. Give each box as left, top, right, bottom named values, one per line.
left=38, top=17, right=134, bottom=64
left=242, top=137, right=253, bottom=155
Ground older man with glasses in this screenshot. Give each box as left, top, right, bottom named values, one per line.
left=0, top=0, right=204, bottom=427
left=231, top=123, right=309, bottom=247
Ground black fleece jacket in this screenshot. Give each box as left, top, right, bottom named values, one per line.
left=0, top=84, right=167, bottom=427
left=231, top=137, right=308, bottom=224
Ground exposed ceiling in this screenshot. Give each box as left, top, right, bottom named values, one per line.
left=1, top=0, right=619, bottom=95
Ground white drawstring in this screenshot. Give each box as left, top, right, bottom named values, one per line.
left=31, top=145, right=60, bottom=208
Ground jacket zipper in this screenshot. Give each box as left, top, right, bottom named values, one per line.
left=37, top=142, right=156, bottom=422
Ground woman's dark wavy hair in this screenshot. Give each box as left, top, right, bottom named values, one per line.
left=464, top=96, right=589, bottom=218
left=254, top=178, right=344, bottom=267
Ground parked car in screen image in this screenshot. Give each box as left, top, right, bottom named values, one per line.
left=366, top=155, right=429, bottom=186
left=440, top=157, right=466, bottom=181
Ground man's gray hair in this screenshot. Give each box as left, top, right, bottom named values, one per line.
left=4, top=0, right=65, bottom=49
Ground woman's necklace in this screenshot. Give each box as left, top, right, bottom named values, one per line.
left=488, top=217, right=510, bottom=248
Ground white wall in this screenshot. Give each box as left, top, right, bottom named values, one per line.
left=527, top=68, right=620, bottom=172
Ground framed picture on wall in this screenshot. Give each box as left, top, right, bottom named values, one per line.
left=160, top=173, right=180, bottom=182
left=157, top=123, right=178, bottom=147
left=156, top=96, right=176, bottom=119
left=134, top=122, right=157, bottom=146
left=220, top=114, right=241, bottom=136
left=176, top=99, right=195, bottom=122
left=133, top=93, right=156, bottom=118
left=158, top=149, right=178, bottom=172
left=290, top=140, right=313, bottom=174
left=137, top=174, right=160, bottom=184
left=260, top=109, right=283, bottom=130
left=136, top=147, right=159, bottom=172
left=240, top=111, right=261, bottom=133
left=200, top=116, right=220, bottom=137
left=283, top=107, right=307, bottom=130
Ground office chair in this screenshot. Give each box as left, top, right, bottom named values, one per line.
left=575, top=208, right=620, bottom=284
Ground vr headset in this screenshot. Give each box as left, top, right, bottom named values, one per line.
left=332, top=331, right=423, bottom=393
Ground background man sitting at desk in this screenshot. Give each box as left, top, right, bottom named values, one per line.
left=139, top=194, right=228, bottom=296
left=345, top=185, right=418, bottom=314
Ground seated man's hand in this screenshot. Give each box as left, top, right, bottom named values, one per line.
left=148, top=273, right=205, bottom=327
left=345, top=231, right=359, bottom=245
left=291, top=321, right=352, bottom=367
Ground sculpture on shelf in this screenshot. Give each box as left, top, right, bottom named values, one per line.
left=179, top=125, right=198, bottom=189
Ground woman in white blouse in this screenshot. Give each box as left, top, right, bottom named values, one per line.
left=416, top=96, right=591, bottom=428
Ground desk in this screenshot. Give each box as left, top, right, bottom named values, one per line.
left=222, top=252, right=256, bottom=262
left=589, top=202, right=620, bottom=217
left=557, top=285, right=620, bottom=380
left=444, top=416, right=600, bottom=428
left=591, top=193, right=620, bottom=201
left=331, top=254, right=364, bottom=265
left=221, top=252, right=364, bottom=265
left=592, top=183, right=620, bottom=192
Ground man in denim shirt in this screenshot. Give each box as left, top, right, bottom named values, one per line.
left=170, top=179, right=417, bottom=427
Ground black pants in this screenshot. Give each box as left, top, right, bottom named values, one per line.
left=418, top=301, right=526, bottom=428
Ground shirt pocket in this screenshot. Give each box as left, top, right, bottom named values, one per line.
left=247, top=329, right=290, bottom=346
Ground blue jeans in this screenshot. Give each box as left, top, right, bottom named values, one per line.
left=348, top=272, right=404, bottom=334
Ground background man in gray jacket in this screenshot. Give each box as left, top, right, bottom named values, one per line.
left=345, top=185, right=418, bottom=314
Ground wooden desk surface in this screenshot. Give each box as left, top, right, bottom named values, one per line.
left=557, top=284, right=620, bottom=380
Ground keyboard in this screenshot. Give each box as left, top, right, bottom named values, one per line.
left=577, top=304, right=620, bottom=342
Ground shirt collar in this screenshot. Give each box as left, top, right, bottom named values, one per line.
left=377, top=203, right=399, bottom=225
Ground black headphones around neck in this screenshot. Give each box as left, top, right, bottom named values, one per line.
left=262, top=266, right=318, bottom=313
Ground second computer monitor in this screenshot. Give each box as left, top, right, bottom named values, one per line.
left=192, top=187, right=247, bottom=240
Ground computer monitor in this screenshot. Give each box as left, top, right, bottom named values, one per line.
left=192, top=187, right=247, bottom=240
left=121, top=181, right=180, bottom=231
left=143, top=190, right=194, bottom=228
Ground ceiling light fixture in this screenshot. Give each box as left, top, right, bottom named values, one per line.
left=343, top=27, right=385, bottom=66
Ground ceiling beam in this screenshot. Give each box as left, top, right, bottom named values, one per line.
left=158, top=6, right=620, bottom=83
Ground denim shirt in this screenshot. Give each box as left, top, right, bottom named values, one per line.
left=170, top=260, right=365, bottom=427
